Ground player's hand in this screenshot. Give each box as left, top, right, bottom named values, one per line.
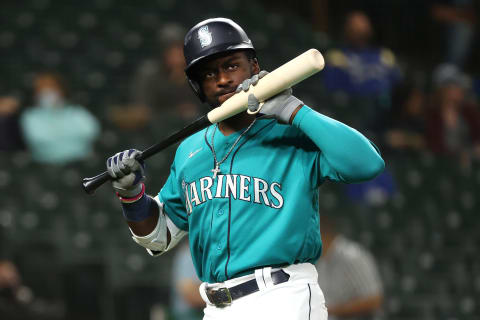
left=106, top=149, right=145, bottom=198
left=235, top=71, right=304, bottom=124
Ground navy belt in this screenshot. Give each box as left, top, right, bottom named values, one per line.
left=205, top=269, right=290, bottom=307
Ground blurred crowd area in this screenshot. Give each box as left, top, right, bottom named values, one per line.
left=1, top=0, right=480, bottom=319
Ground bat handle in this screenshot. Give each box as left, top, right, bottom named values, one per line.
left=82, top=171, right=111, bottom=194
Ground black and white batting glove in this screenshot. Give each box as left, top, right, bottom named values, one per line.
left=236, top=70, right=304, bottom=124
left=106, top=149, right=145, bottom=198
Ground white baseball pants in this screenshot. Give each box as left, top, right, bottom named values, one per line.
left=199, top=263, right=328, bottom=320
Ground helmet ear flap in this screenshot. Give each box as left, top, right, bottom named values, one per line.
left=187, top=78, right=205, bottom=102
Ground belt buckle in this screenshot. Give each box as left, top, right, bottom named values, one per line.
left=206, top=286, right=232, bottom=308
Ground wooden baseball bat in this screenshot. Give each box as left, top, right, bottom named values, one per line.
left=82, top=48, right=325, bottom=194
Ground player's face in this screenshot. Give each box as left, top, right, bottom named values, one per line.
left=197, top=51, right=259, bottom=108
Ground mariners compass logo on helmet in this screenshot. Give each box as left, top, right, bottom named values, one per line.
left=197, top=25, right=212, bottom=48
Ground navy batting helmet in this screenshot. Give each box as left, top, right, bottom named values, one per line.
left=183, top=18, right=256, bottom=102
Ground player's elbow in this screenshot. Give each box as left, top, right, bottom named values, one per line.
left=356, top=140, right=386, bottom=182
left=364, top=156, right=385, bottom=180
left=347, top=155, right=385, bottom=183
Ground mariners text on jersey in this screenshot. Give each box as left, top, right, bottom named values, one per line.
left=183, top=174, right=284, bottom=213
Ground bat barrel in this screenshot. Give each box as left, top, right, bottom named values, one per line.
left=207, top=48, right=325, bottom=124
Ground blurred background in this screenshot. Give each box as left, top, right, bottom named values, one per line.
left=1, top=0, right=479, bottom=319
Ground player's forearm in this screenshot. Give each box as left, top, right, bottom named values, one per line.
left=328, top=294, right=383, bottom=317
left=126, top=195, right=187, bottom=255
left=125, top=196, right=160, bottom=236
left=292, top=106, right=385, bottom=182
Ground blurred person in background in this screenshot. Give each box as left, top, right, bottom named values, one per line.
left=431, top=0, right=477, bottom=67
left=0, top=94, right=24, bottom=151
left=0, top=259, right=22, bottom=303
left=0, top=224, right=24, bottom=318
left=170, top=238, right=204, bottom=320
left=0, top=225, right=61, bottom=319
left=344, top=168, right=396, bottom=208
left=109, top=23, right=201, bottom=133
left=322, top=11, right=401, bottom=137
left=316, top=215, right=383, bottom=319
left=20, top=71, right=100, bottom=165
left=383, top=83, right=427, bottom=154
left=0, top=259, right=28, bottom=319
left=426, top=63, right=480, bottom=169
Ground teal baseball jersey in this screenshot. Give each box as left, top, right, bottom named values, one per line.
left=159, top=106, right=384, bottom=283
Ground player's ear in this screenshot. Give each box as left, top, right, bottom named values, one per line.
left=250, top=57, right=260, bottom=75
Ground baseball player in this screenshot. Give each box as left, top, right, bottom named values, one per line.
left=106, top=18, right=385, bottom=320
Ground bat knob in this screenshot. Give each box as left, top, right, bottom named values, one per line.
left=82, top=171, right=111, bottom=194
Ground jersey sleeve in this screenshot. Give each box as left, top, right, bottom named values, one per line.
left=159, top=159, right=189, bottom=231
left=294, top=106, right=385, bottom=188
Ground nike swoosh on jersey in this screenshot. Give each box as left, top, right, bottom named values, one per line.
left=188, top=148, right=203, bottom=158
